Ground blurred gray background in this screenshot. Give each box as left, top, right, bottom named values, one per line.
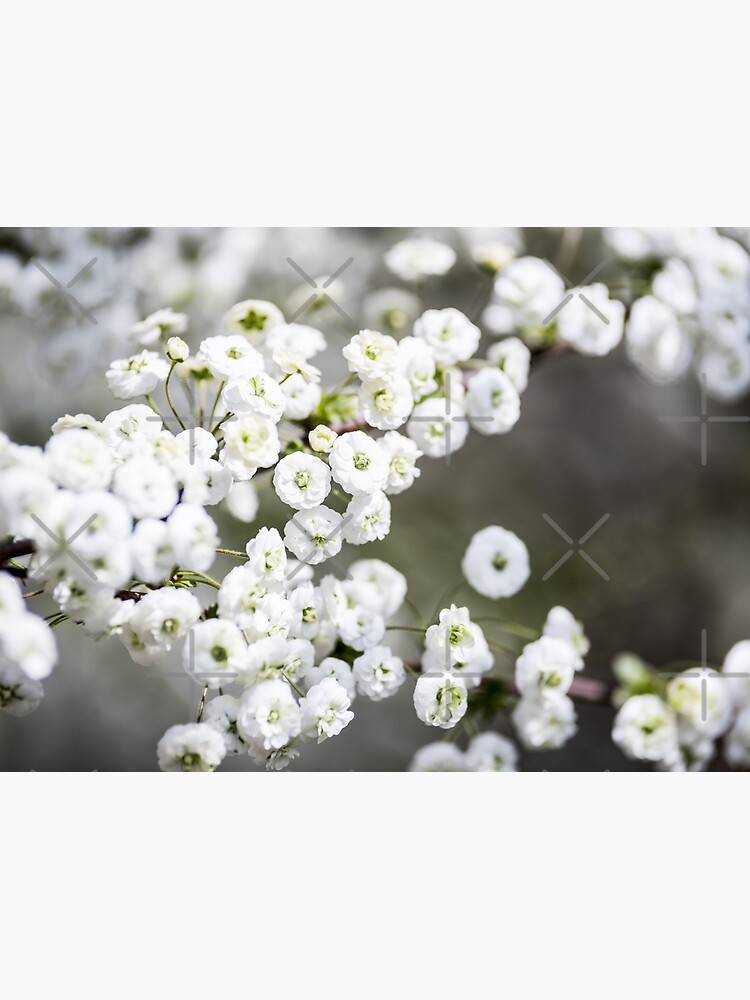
left=1, top=227, right=748, bottom=771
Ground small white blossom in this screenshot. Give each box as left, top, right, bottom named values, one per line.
left=300, top=677, right=354, bottom=742
left=397, top=336, right=439, bottom=401
left=625, top=296, right=693, bottom=383
left=348, top=559, right=407, bottom=619
left=462, top=525, right=530, bottom=599
left=185, top=619, right=249, bottom=688
left=45, top=429, right=114, bottom=491
left=224, top=299, right=284, bottom=341
left=407, top=397, right=468, bottom=458
left=413, top=673, right=468, bottom=729
left=612, top=694, right=678, bottom=762
left=199, top=335, right=264, bottom=381
left=283, top=506, right=344, bottom=565
left=486, top=337, right=531, bottom=393
left=466, top=368, right=521, bottom=435
left=306, top=657, right=356, bottom=701
left=343, top=491, right=392, bottom=544
left=666, top=669, right=733, bottom=739
left=464, top=732, right=519, bottom=771
left=273, top=453, right=331, bottom=510
left=353, top=646, right=405, bottom=700
left=236, top=678, right=301, bottom=750
left=130, top=589, right=202, bottom=648
left=542, top=606, right=590, bottom=668
left=221, top=413, right=281, bottom=479
left=513, top=691, right=577, bottom=750
left=131, top=307, right=187, bottom=347
left=413, top=308, right=481, bottom=364
left=329, top=431, right=389, bottom=494
left=0, top=660, right=44, bottom=717
left=343, top=329, right=401, bottom=379
left=222, top=372, right=285, bottom=420
left=224, top=480, right=259, bottom=523
left=515, top=637, right=579, bottom=701
left=409, top=742, right=467, bottom=771
left=308, top=425, right=338, bottom=454
left=157, top=722, right=226, bottom=772
left=0, top=613, right=57, bottom=681
left=359, top=376, right=413, bottom=430
left=202, top=694, right=245, bottom=754
left=166, top=336, right=190, bottom=362
left=385, top=237, right=456, bottom=282
left=106, top=351, right=170, bottom=400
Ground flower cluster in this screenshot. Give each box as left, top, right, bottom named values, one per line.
left=611, top=639, right=750, bottom=771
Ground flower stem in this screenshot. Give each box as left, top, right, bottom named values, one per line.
left=208, top=381, right=225, bottom=429
left=215, top=548, right=247, bottom=559
left=165, top=361, right=187, bottom=431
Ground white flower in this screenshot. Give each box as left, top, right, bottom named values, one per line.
left=185, top=619, right=249, bottom=688
left=221, top=413, right=281, bottom=479
left=222, top=372, right=285, bottom=420
left=157, top=722, right=226, bottom=772
left=130, top=519, right=175, bottom=585
left=696, top=336, right=750, bottom=403
left=273, top=453, right=331, bottom=510
left=265, top=322, right=326, bottom=361
left=45, top=429, right=114, bottom=491
left=130, top=589, right=201, bottom=648
left=199, top=334, right=264, bottom=381
left=515, top=637, right=579, bottom=700
left=378, top=431, right=422, bottom=495
left=486, top=337, right=531, bottom=393
left=218, top=564, right=276, bottom=629
left=106, top=351, right=170, bottom=399
left=236, top=678, right=301, bottom=750
left=246, top=739, right=301, bottom=771
left=424, top=605, right=486, bottom=668
left=0, top=614, right=57, bottom=681
left=348, top=559, right=407, bottom=619
left=343, top=330, right=401, bottom=379
left=0, top=660, right=44, bottom=717
left=462, top=525, right=530, bottom=599
left=131, top=307, right=187, bottom=347
left=102, top=403, right=164, bottom=444
left=413, top=673, right=468, bottom=729
left=246, top=527, right=288, bottom=583
left=363, top=288, right=422, bottom=334
left=556, top=284, right=625, bottom=357
left=466, top=368, right=520, bottom=435
left=284, top=506, right=344, bottom=566
left=486, top=257, right=565, bottom=337
left=464, top=732, right=519, bottom=771
left=471, top=241, right=518, bottom=274
left=413, top=308, right=481, bottom=364
left=721, top=640, right=750, bottom=708
left=359, top=376, right=413, bottom=430
left=166, top=336, right=190, bottom=362
left=306, top=657, right=356, bottom=701
left=625, top=296, right=692, bottom=383
left=329, top=431, right=389, bottom=494
left=407, top=397, right=468, bottom=459
left=308, top=425, right=337, bottom=454
left=397, top=336, right=439, bottom=401
left=409, top=742, right=467, bottom=771
left=224, top=299, right=284, bottom=341
left=202, top=694, right=245, bottom=754
left=542, top=607, right=589, bottom=667
left=725, top=706, right=750, bottom=768
left=652, top=258, right=698, bottom=316
left=612, top=694, right=678, bottom=762
left=385, top=237, right=456, bottom=281
left=271, top=349, right=321, bottom=382
left=244, top=635, right=314, bottom=685
left=280, top=373, right=322, bottom=421
left=338, top=604, right=385, bottom=651
left=300, top=677, right=354, bottom=742
left=353, top=646, right=405, bottom=700
left=224, top=481, right=259, bottom=523
left=666, top=669, right=733, bottom=739
left=168, top=504, right=219, bottom=574
left=0, top=572, right=24, bottom=618
left=513, top=691, right=577, bottom=750
left=343, top=491, right=391, bottom=544
left=113, top=458, right=179, bottom=519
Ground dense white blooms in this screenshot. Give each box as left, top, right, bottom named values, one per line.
left=413, top=308, right=481, bottom=365
left=348, top=559, right=406, bottom=619
left=462, top=525, right=530, bottom=599
left=221, top=413, right=281, bottom=480
left=157, top=723, right=227, bottom=772
left=343, top=491, right=392, bottom=544
left=45, top=429, right=114, bottom=491
left=385, top=237, right=456, bottom=281
left=130, top=589, right=201, bottom=647
left=379, top=431, right=422, bottom=494
left=359, top=376, right=413, bottom=430
left=343, top=330, right=400, bottom=379
left=106, top=351, right=170, bottom=399
left=273, top=453, right=331, bottom=509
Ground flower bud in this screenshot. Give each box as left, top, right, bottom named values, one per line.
left=308, top=424, right=337, bottom=454
left=167, top=336, right=189, bottom=363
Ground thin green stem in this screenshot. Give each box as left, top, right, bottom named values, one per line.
left=23, top=589, right=44, bottom=600
left=145, top=395, right=161, bottom=417
left=208, top=381, right=225, bottom=429
left=385, top=625, right=426, bottom=636
left=281, top=671, right=305, bottom=698
left=215, top=548, right=247, bottom=559
left=165, top=361, right=187, bottom=430
left=472, top=617, right=539, bottom=641
left=210, top=411, right=234, bottom=436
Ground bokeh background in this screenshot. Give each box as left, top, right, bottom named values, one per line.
left=1, top=227, right=748, bottom=771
